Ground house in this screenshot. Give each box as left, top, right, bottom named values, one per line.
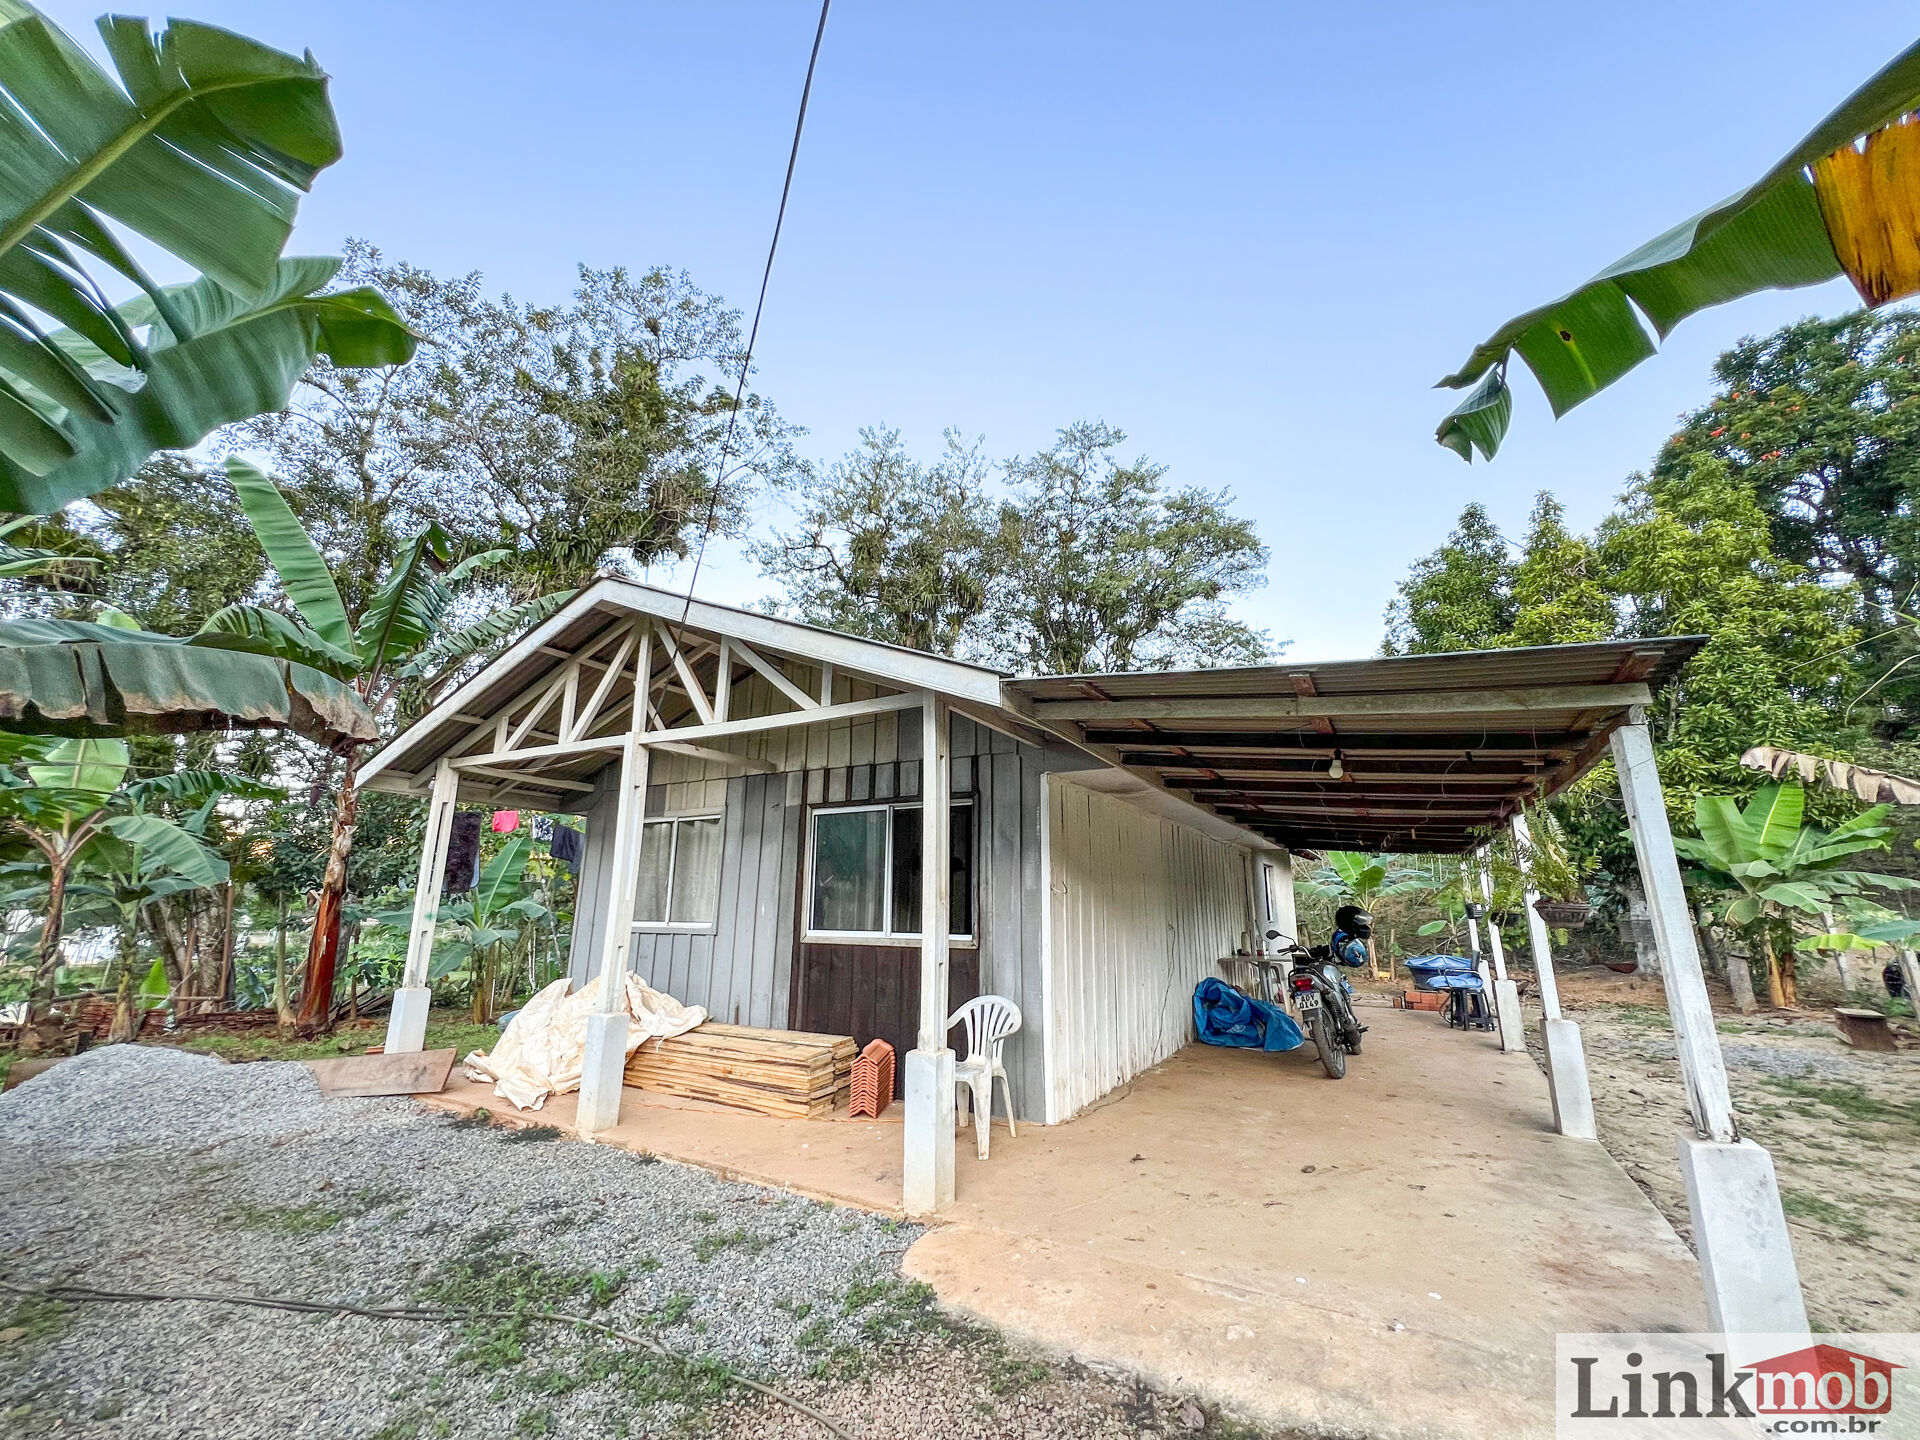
left=358, top=578, right=1805, bottom=1337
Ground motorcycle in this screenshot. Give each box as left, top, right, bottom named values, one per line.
left=1263, top=904, right=1371, bottom=1079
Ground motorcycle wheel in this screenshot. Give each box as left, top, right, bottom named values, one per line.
left=1312, top=1009, right=1346, bottom=1079
left=1345, top=1026, right=1363, bottom=1055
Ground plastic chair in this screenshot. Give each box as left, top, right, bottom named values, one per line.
left=947, top=995, right=1022, bottom=1159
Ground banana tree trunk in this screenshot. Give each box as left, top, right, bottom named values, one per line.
left=22, top=852, right=72, bottom=1042
left=295, top=751, right=360, bottom=1032
left=1758, top=924, right=1787, bottom=1009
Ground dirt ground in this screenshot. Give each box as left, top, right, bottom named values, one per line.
left=1539, top=966, right=1920, bottom=1333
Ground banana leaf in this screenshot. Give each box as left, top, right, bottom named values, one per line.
left=1, top=261, right=414, bottom=515
left=224, top=456, right=354, bottom=651
left=1437, top=36, right=1920, bottom=459
left=0, top=614, right=376, bottom=743
left=0, top=6, right=419, bottom=509
left=102, top=811, right=226, bottom=885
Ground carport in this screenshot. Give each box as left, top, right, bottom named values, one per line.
left=1003, top=637, right=1807, bottom=1338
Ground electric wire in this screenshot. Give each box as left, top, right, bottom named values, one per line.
left=677, top=0, right=832, bottom=627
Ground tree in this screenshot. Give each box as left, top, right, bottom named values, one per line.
left=218, top=459, right=568, bottom=1029
left=1435, top=38, right=1920, bottom=460
left=1674, top=782, right=1918, bottom=1007
left=1600, top=457, right=1861, bottom=811
left=0, top=7, right=415, bottom=513
left=236, top=250, right=804, bottom=614
left=1507, top=493, right=1614, bottom=647
left=1651, top=309, right=1920, bottom=724
left=989, top=422, right=1272, bottom=673
left=754, top=427, right=997, bottom=654
left=0, top=735, right=253, bottom=1042
left=1381, top=502, right=1515, bottom=655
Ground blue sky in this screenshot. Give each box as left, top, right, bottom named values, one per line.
left=40, top=2, right=1916, bottom=661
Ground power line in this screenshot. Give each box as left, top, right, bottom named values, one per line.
left=678, top=0, right=832, bottom=626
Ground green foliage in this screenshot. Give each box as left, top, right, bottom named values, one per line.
left=1435, top=38, right=1920, bottom=456
left=755, top=426, right=997, bottom=653
left=0, top=7, right=416, bottom=513
left=992, top=423, right=1272, bottom=673
left=1381, top=502, right=1514, bottom=655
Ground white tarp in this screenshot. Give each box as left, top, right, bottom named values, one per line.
left=462, top=972, right=707, bottom=1112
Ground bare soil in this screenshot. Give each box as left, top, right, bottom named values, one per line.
left=1541, top=966, right=1920, bottom=1332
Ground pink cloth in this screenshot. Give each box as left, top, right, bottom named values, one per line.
left=490, top=809, right=520, bottom=833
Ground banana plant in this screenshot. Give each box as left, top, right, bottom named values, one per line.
left=0, top=732, right=270, bottom=1038
left=1437, top=37, right=1920, bottom=461
left=211, top=459, right=573, bottom=1029
left=0, top=4, right=417, bottom=512
left=361, top=831, right=558, bottom=1022
left=1672, top=782, right=1920, bottom=1007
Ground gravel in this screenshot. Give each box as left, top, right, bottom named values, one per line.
left=0, top=1044, right=926, bottom=1439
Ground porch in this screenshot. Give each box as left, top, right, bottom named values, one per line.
left=424, top=1005, right=1701, bottom=1440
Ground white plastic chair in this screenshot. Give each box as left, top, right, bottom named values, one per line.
left=947, top=995, right=1022, bottom=1159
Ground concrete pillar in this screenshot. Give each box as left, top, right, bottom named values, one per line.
left=1512, top=812, right=1595, bottom=1140
left=385, top=757, right=459, bottom=1054
left=1611, top=717, right=1807, bottom=1334
left=578, top=635, right=654, bottom=1133
left=904, top=694, right=956, bottom=1217
left=1900, top=949, right=1920, bottom=1013
left=1479, top=853, right=1523, bottom=1053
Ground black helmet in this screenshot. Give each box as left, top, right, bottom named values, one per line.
left=1334, top=905, right=1373, bottom=940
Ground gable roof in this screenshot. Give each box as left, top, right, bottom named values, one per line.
left=361, top=578, right=1703, bottom=856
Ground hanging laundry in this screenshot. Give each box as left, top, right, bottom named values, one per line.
left=491, top=809, right=520, bottom=833
left=549, top=822, right=584, bottom=875
left=443, top=812, right=482, bottom=895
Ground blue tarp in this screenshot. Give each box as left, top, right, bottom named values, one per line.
left=1193, top=977, right=1306, bottom=1052
left=1405, top=954, right=1484, bottom=993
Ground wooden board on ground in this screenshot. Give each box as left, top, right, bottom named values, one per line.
left=625, top=1022, right=855, bottom=1119
left=305, top=1048, right=457, bottom=1098
left=2, top=1056, right=67, bottom=1092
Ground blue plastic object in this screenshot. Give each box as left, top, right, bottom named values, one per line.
left=1404, top=953, right=1476, bottom=976
left=1414, top=971, right=1484, bottom=992
left=1193, top=977, right=1306, bottom=1052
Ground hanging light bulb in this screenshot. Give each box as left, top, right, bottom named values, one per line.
left=1328, top=756, right=1345, bottom=780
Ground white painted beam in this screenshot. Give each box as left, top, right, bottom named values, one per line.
left=647, top=740, right=776, bottom=773
left=731, top=638, right=819, bottom=713
left=386, top=758, right=459, bottom=1054
left=904, top=693, right=956, bottom=1217
left=1027, top=683, right=1652, bottom=724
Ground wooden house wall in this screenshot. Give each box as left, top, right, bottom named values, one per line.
left=565, top=703, right=1092, bottom=1114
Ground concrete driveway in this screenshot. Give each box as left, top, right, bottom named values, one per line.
left=431, top=1005, right=1703, bottom=1438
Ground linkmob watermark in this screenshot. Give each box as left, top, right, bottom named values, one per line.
left=1557, top=1334, right=1920, bottom=1438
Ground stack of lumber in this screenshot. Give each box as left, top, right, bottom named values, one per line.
left=624, top=1022, right=857, bottom=1119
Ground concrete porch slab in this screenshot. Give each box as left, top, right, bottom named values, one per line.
left=422, top=1008, right=1702, bottom=1438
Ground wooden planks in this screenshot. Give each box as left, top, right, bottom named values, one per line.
left=624, top=1022, right=856, bottom=1119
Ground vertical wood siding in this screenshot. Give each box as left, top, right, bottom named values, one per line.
left=1044, top=779, right=1254, bottom=1123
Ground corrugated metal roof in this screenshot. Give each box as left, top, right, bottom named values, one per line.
left=1007, top=637, right=1705, bottom=854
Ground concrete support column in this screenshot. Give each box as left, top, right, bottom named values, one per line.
left=386, top=757, right=458, bottom=1054
left=1512, top=812, right=1595, bottom=1140
left=579, top=632, right=654, bottom=1135
left=1478, top=851, right=1523, bottom=1052
left=1900, top=949, right=1920, bottom=1013
left=1611, top=717, right=1807, bottom=1334
left=904, top=693, right=956, bottom=1217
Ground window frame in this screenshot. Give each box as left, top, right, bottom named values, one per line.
left=630, top=811, right=725, bottom=934
left=803, top=797, right=977, bottom=947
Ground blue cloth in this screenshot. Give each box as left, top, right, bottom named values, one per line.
left=1193, top=977, right=1306, bottom=1052
left=1415, top=971, right=1484, bottom=992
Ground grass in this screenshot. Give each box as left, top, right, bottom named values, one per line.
left=225, top=1200, right=346, bottom=1238
left=161, top=1011, right=500, bottom=1066
left=410, top=1230, right=732, bottom=1429
left=1759, top=1075, right=1920, bottom=1133
left=0, top=1294, right=72, bottom=1350
left=1780, top=1190, right=1869, bottom=1240
left=693, top=1227, right=771, bottom=1263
